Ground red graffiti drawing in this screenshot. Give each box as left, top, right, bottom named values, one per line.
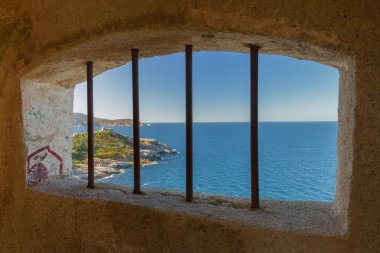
left=26, top=146, right=63, bottom=186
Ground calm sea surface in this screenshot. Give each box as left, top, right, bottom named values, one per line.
left=73, top=122, right=337, bottom=202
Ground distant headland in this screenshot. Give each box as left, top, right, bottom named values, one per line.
left=73, top=112, right=143, bottom=127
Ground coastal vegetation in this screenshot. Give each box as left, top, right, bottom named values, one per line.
left=72, top=128, right=176, bottom=179
left=72, top=128, right=133, bottom=164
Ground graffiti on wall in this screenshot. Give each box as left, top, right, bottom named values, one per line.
left=27, top=109, right=44, bottom=120
left=26, top=146, right=63, bottom=186
left=25, top=107, right=46, bottom=123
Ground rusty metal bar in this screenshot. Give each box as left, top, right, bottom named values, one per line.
left=87, top=61, right=95, bottom=189
left=250, top=45, right=260, bottom=208
left=132, top=48, right=142, bottom=194
left=185, top=45, right=193, bottom=202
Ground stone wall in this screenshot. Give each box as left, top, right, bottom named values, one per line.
left=0, top=0, right=379, bottom=252
left=21, top=80, right=73, bottom=185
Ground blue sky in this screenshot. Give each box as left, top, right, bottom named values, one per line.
left=73, top=52, right=339, bottom=122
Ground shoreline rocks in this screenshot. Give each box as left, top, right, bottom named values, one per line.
left=72, top=129, right=176, bottom=180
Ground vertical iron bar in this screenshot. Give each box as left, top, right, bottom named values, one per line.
left=186, top=45, right=193, bottom=202
left=87, top=61, right=95, bottom=189
left=132, top=48, right=141, bottom=194
left=250, top=45, right=260, bottom=208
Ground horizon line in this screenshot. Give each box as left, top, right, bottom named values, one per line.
left=142, top=120, right=338, bottom=123
left=137, top=121, right=339, bottom=124
left=73, top=111, right=337, bottom=124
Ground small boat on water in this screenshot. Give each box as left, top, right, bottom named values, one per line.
left=146, top=123, right=151, bottom=127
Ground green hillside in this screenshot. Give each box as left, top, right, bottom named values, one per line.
left=72, top=129, right=133, bottom=164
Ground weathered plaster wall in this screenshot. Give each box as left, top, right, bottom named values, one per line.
left=21, top=80, right=73, bottom=185
left=0, top=0, right=379, bottom=252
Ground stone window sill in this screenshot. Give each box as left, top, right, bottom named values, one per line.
left=31, top=176, right=341, bottom=237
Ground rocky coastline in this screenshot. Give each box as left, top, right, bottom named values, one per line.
left=72, top=128, right=176, bottom=179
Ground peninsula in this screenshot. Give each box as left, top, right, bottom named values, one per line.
left=72, top=128, right=176, bottom=179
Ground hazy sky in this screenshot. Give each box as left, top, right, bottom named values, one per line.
left=73, top=52, right=339, bottom=122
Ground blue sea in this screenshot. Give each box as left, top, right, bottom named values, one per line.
left=73, top=122, right=337, bottom=202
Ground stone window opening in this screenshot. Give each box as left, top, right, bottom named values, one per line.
left=20, top=35, right=354, bottom=237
